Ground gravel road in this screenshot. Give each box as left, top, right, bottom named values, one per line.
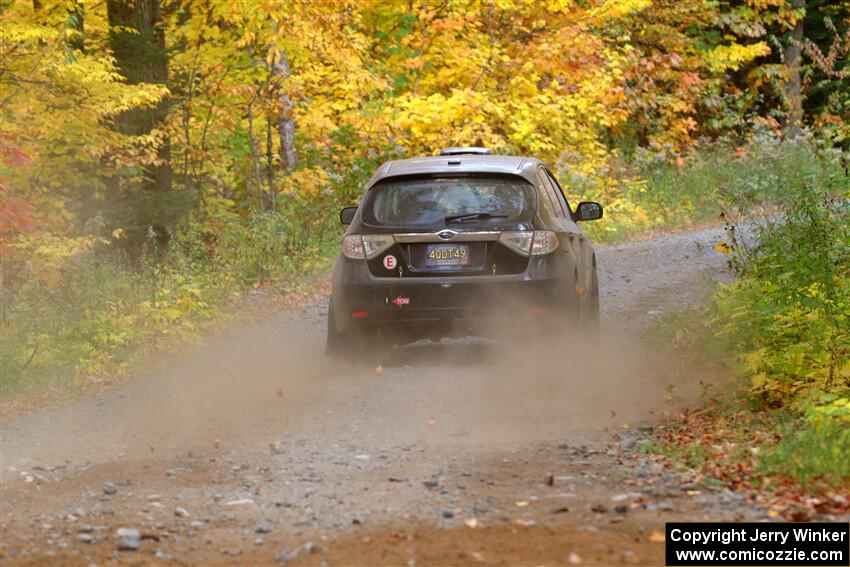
left=1, top=226, right=761, bottom=566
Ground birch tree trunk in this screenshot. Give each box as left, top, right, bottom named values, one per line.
left=274, top=52, right=298, bottom=172
left=784, top=0, right=805, bottom=139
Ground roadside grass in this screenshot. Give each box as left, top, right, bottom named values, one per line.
left=644, top=310, right=849, bottom=509
left=0, top=207, right=339, bottom=399
left=575, top=129, right=843, bottom=244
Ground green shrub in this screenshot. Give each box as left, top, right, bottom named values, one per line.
left=712, top=177, right=850, bottom=407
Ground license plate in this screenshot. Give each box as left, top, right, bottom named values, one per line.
left=425, top=244, right=470, bottom=267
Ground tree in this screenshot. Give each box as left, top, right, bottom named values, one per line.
left=106, top=0, right=172, bottom=191
left=106, top=0, right=183, bottom=253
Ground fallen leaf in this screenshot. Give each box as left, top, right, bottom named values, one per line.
left=568, top=551, right=583, bottom=565
left=515, top=500, right=530, bottom=507
left=465, top=518, right=479, bottom=528
left=375, top=365, right=384, bottom=376
left=276, top=388, right=284, bottom=398
left=714, top=240, right=733, bottom=256
left=426, top=419, right=437, bottom=428
left=649, top=530, right=665, bottom=543
left=213, top=439, right=220, bottom=449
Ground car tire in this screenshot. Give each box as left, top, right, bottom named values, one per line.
left=326, top=299, right=354, bottom=358
left=586, top=271, right=600, bottom=329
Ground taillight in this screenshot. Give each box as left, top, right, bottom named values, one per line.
left=531, top=231, right=559, bottom=255
left=499, top=232, right=533, bottom=255
left=342, top=235, right=394, bottom=259
left=499, top=231, right=559, bottom=256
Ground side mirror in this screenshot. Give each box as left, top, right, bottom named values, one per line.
left=575, top=201, right=603, bottom=222
left=339, top=206, right=358, bottom=225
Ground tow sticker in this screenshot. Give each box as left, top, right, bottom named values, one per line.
left=383, top=254, right=398, bottom=270
left=391, top=295, right=410, bottom=307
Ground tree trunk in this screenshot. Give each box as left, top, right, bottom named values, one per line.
left=274, top=52, right=298, bottom=171
left=784, top=0, right=805, bottom=139
left=266, top=114, right=276, bottom=211
left=247, top=103, right=265, bottom=209
left=106, top=0, right=172, bottom=191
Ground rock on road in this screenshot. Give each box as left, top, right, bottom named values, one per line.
left=1, top=227, right=757, bottom=566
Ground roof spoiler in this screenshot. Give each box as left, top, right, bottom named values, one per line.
left=438, top=147, right=491, bottom=156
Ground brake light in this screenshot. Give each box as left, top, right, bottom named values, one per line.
left=350, top=310, right=369, bottom=319
left=342, top=235, right=394, bottom=259
left=499, top=231, right=559, bottom=256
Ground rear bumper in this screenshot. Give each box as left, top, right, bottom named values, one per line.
left=330, top=253, right=574, bottom=335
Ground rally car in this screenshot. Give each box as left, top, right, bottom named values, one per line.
left=326, top=147, right=603, bottom=355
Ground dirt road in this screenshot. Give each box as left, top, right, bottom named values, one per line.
left=1, top=227, right=765, bottom=566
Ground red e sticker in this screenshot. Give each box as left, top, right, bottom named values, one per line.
left=383, top=255, right=398, bottom=270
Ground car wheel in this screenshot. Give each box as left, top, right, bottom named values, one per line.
left=586, top=271, right=600, bottom=329
left=326, top=299, right=353, bottom=357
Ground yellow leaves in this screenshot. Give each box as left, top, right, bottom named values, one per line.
left=280, top=167, right=331, bottom=197
left=11, top=233, right=101, bottom=289
left=392, top=90, right=503, bottom=155
left=702, top=42, right=771, bottom=72
left=590, top=0, right=652, bottom=22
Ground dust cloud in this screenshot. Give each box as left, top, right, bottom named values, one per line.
left=113, top=312, right=685, bottom=457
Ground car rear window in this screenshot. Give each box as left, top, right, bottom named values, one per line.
left=364, top=176, right=536, bottom=227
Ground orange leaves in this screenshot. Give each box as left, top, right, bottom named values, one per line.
left=0, top=135, right=35, bottom=249
left=0, top=133, right=32, bottom=168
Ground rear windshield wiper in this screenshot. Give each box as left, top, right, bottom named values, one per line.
left=444, top=212, right=509, bottom=223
